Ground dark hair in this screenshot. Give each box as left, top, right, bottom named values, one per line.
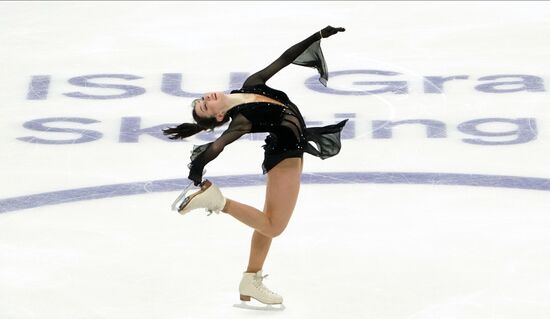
left=162, top=99, right=230, bottom=140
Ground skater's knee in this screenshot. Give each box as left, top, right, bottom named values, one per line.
left=264, top=223, right=286, bottom=238
left=262, top=212, right=290, bottom=238
left=270, top=228, right=285, bottom=238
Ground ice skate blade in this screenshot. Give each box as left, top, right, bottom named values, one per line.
left=171, top=182, right=194, bottom=212
left=233, top=301, right=285, bottom=311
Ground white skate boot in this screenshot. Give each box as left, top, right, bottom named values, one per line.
left=233, top=270, right=285, bottom=311
left=171, top=179, right=226, bottom=215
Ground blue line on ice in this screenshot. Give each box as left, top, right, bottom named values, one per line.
left=1, top=172, right=550, bottom=213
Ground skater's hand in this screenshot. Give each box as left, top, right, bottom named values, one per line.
left=188, top=169, right=203, bottom=186
left=320, top=26, right=345, bottom=38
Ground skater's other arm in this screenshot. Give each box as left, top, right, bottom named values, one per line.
left=243, top=26, right=345, bottom=87
left=188, top=115, right=251, bottom=185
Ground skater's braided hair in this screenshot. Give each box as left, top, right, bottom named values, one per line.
left=162, top=98, right=230, bottom=140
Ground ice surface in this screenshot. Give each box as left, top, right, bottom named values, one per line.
left=1, top=2, right=550, bottom=318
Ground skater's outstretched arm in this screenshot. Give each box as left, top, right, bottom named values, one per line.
left=243, top=26, right=345, bottom=87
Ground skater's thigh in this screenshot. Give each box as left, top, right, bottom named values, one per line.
left=264, top=157, right=303, bottom=232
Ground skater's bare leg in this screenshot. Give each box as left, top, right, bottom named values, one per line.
left=247, top=230, right=272, bottom=273
left=231, top=158, right=303, bottom=307
left=223, top=200, right=272, bottom=236
left=245, top=158, right=302, bottom=271
left=222, top=157, right=303, bottom=239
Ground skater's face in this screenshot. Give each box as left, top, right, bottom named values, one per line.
left=193, top=92, right=226, bottom=122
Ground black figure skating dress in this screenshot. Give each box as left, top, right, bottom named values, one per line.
left=188, top=31, right=348, bottom=183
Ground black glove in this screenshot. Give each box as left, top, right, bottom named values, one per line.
left=188, top=165, right=203, bottom=186
left=320, top=26, right=346, bottom=38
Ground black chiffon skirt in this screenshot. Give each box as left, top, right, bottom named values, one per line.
left=261, top=118, right=348, bottom=174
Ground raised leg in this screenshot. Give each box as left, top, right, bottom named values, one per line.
left=222, top=157, right=303, bottom=239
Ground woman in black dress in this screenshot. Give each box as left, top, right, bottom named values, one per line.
left=163, top=26, right=346, bottom=308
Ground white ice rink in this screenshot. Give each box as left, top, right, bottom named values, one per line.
left=1, top=1, right=550, bottom=318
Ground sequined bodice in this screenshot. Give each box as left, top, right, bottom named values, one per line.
left=228, top=85, right=306, bottom=141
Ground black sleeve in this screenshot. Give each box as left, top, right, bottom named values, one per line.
left=243, top=31, right=323, bottom=87
left=187, top=114, right=251, bottom=184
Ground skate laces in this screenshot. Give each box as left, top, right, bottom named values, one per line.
left=254, top=273, right=278, bottom=296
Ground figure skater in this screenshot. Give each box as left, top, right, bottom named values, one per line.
left=163, top=26, right=346, bottom=309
